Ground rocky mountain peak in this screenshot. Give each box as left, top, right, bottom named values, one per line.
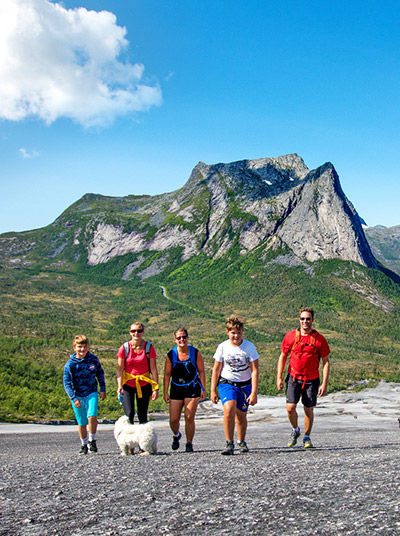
left=0, top=154, right=378, bottom=277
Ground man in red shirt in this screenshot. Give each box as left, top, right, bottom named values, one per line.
left=276, top=307, right=330, bottom=448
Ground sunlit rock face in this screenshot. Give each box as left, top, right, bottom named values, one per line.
left=86, top=153, right=376, bottom=269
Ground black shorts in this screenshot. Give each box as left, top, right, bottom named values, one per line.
left=285, top=374, right=320, bottom=408
left=170, top=383, right=201, bottom=401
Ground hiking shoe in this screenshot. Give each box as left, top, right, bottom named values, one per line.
left=303, top=436, right=313, bottom=449
left=172, top=432, right=182, bottom=450
left=185, top=442, right=194, bottom=453
left=79, top=444, right=88, bottom=455
left=221, top=441, right=234, bottom=455
left=88, top=440, right=97, bottom=453
left=287, top=429, right=301, bottom=447
left=238, top=440, right=249, bottom=453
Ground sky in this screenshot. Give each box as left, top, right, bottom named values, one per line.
left=1, top=0, right=400, bottom=234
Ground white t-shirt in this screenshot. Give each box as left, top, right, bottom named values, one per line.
left=213, top=338, right=259, bottom=383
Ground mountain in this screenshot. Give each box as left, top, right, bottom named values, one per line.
left=0, top=153, right=377, bottom=277
left=363, top=225, right=400, bottom=276
left=1, top=153, right=400, bottom=422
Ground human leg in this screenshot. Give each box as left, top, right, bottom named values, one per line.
left=303, top=406, right=314, bottom=436
left=136, top=383, right=152, bottom=424
left=285, top=376, right=302, bottom=447
left=169, top=399, right=184, bottom=435
left=184, top=397, right=200, bottom=444
left=222, top=400, right=237, bottom=442
left=301, top=378, right=319, bottom=441
left=235, top=409, right=247, bottom=442
left=122, top=385, right=137, bottom=424
left=77, top=424, right=88, bottom=441
left=286, top=403, right=299, bottom=428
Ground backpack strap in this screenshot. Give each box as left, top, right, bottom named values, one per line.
left=291, top=329, right=317, bottom=353
left=144, top=341, right=152, bottom=370
left=123, top=341, right=152, bottom=371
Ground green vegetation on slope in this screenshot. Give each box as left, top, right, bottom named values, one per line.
left=1, top=245, right=400, bottom=421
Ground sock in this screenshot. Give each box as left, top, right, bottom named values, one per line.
left=89, top=433, right=96, bottom=441
left=173, top=432, right=181, bottom=438
left=81, top=437, right=88, bottom=446
left=294, top=427, right=300, bottom=433
left=303, top=435, right=310, bottom=440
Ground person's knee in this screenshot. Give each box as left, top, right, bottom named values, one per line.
left=170, top=416, right=180, bottom=427
left=304, top=406, right=314, bottom=416
left=223, top=402, right=236, bottom=417
left=287, top=404, right=297, bottom=416
left=235, top=410, right=247, bottom=423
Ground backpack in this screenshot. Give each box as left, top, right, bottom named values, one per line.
left=170, top=345, right=204, bottom=391
left=288, top=329, right=320, bottom=383
left=291, top=329, right=317, bottom=353
left=123, top=341, right=152, bottom=372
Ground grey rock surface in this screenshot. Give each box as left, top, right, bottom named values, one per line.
left=1, top=386, right=400, bottom=536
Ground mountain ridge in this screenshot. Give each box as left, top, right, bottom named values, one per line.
left=0, top=153, right=379, bottom=279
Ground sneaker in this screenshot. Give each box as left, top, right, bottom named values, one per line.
left=303, top=436, right=313, bottom=449
left=287, top=429, right=301, bottom=447
left=79, top=444, right=88, bottom=455
left=238, top=440, right=249, bottom=453
left=221, top=441, right=234, bottom=455
left=185, top=442, right=194, bottom=453
left=88, top=440, right=97, bottom=453
left=172, top=432, right=182, bottom=450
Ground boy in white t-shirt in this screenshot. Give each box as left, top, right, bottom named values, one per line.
left=211, top=315, right=259, bottom=455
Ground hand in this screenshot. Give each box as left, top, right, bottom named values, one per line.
left=277, top=378, right=284, bottom=391
left=211, top=391, right=219, bottom=404
left=200, top=390, right=206, bottom=400
left=117, top=386, right=124, bottom=395
left=164, top=393, right=170, bottom=404
left=318, top=384, right=327, bottom=396
left=99, top=392, right=106, bottom=401
left=247, top=392, right=257, bottom=406
left=151, top=389, right=159, bottom=401
left=74, top=399, right=82, bottom=408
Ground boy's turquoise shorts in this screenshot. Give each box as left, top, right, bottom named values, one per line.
left=71, top=391, right=98, bottom=426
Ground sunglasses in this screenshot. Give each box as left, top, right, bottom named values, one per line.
left=176, top=335, right=188, bottom=340
left=130, top=329, right=143, bottom=333
left=299, top=317, right=312, bottom=321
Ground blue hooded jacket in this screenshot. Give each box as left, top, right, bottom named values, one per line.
left=63, top=351, right=106, bottom=402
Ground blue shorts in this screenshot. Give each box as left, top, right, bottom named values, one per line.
left=218, top=382, right=252, bottom=413
left=71, top=391, right=99, bottom=426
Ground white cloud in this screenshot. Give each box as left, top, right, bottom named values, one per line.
left=0, top=0, right=162, bottom=127
left=19, top=148, right=40, bottom=159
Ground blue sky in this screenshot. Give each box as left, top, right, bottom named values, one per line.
left=1, top=0, right=399, bottom=234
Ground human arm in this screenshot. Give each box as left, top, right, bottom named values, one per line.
left=210, top=361, right=223, bottom=404
left=150, top=355, right=159, bottom=401
left=163, top=356, right=172, bottom=404
left=96, top=358, right=106, bottom=398
left=247, top=359, right=259, bottom=406
left=63, top=363, right=77, bottom=403
left=197, top=351, right=207, bottom=400
left=318, top=355, right=330, bottom=396
left=116, top=355, right=125, bottom=395
left=276, top=352, right=288, bottom=391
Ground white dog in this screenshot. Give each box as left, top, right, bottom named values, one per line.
left=114, top=415, right=157, bottom=455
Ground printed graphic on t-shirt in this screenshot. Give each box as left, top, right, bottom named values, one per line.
left=224, top=353, right=250, bottom=372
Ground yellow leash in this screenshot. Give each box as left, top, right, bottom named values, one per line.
left=122, top=371, right=159, bottom=398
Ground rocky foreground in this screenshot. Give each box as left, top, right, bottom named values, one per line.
left=1, top=383, right=400, bottom=536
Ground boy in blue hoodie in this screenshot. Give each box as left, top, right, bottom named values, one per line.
left=63, top=335, right=106, bottom=454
